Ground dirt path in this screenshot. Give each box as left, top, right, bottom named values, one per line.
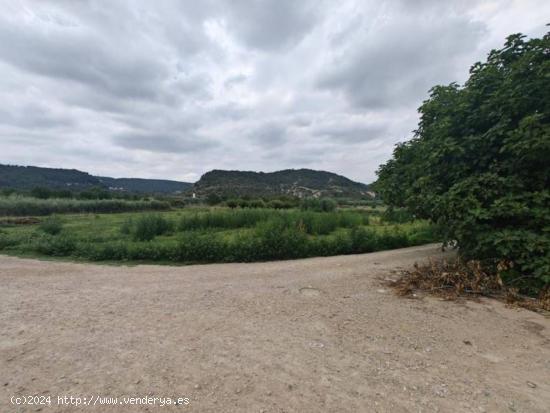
left=1, top=244, right=549, bottom=412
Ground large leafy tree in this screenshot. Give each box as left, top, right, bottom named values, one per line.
left=375, top=31, right=550, bottom=293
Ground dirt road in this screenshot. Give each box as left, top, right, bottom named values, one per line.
left=1, top=244, right=549, bottom=412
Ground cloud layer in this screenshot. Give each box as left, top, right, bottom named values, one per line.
left=0, top=0, right=548, bottom=183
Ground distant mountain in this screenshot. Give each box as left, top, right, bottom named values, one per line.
left=0, top=164, right=192, bottom=194
left=97, top=177, right=192, bottom=194
left=0, top=164, right=100, bottom=190
left=193, top=169, right=371, bottom=198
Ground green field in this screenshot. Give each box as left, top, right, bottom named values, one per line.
left=0, top=207, right=438, bottom=264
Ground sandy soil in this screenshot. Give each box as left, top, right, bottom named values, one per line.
left=1, top=244, right=549, bottom=412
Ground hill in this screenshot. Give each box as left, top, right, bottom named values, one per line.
left=0, top=164, right=100, bottom=190
left=0, top=164, right=192, bottom=194
left=96, top=177, right=192, bottom=194
left=193, top=169, right=371, bottom=198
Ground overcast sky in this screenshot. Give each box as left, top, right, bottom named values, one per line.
left=0, top=0, right=547, bottom=183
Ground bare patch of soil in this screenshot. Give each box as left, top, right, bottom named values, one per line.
left=1, top=244, right=549, bottom=412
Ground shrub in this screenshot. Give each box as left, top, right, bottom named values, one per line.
left=206, top=193, right=223, bottom=206
left=349, top=227, right=377, bottom=253
left=120, top=218, right=133, bottom=235
left=381, top=208, right=414, bottom=223
left=247, top=199, right=266, bottom=208
left=226, top=199, right=239, bottom=209
left=32, top=234, right=76, bottom=256
left=174, top=231, right=226, bottom=262
left=253, top=218, right=309, bottom=260
left=132, top=214, right=173, bottom=241
left=300, top=198, right=337, bottom=212
left=39, top=215, right=63, bottom=235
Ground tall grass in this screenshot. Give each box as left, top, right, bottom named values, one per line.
left=0, top=206, right=439, bottom=264
left=0, top=195, right=170, bottom=216
left=132, top=214, right=173, bottom=241
left=177, top=208, right=369, bottom=235
left=178, top=209, right=273, bottom=230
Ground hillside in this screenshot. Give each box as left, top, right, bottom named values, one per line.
left=0, top=164, right=192, bottom=194
left=0, top=164, right=100, bottom=190
left=194, top=169, right=371, bottom=198
left=96, top=177, right=192, bottom=194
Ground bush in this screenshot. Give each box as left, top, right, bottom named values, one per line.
left=226, top=199, right=239, bottom=209
left=381, top=208, right=414, bottom=223
left=206, top=193, right=223, bottom=206
left=253, top=218, right=309, bottom=260
left=173, top=231, right=226, bottom=262
left=300, top=198, right=337, bottom=212
left=132, top=214, right=173, bottom=241
left=39, top=215, right=63, bottom=235
left=32, top=234, right=76, bottom=256
left=120, top=218, right=133, bottom=235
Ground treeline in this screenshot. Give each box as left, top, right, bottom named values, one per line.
left=0, top=196, right=170, bottom=216
left=1, top=186, right=147, bottom=201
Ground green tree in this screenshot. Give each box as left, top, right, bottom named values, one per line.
left=375, top=31, right=550, bottom=293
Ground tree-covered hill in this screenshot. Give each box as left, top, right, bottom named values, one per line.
left=194, top=168, right=371, bottom=198
left=0, top=164, right=192, bottom=194
left=96, top=177, right=192, bottom=194
left=0, top=164, right=100, bottom=190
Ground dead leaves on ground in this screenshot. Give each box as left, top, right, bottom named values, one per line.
left=389, top=258, right=550, bottom=313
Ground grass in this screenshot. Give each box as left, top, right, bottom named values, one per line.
left=0, top=207, right=439, bottom=264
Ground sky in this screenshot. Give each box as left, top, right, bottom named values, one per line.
left=0, top=1, right=548, bottom=183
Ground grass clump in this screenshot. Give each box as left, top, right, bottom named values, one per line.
left=39, top=215, right=64, bottom=235
left=131, top=214, right=173, bottom=241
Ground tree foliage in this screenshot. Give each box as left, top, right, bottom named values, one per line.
left=375, top=31, right=550, bottom=293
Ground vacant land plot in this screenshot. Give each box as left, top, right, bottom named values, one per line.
left=0, top=208, right=436, bottom=263
left=1, top=244, right=549, bottom=412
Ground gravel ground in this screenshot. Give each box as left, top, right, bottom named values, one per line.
left=1, top=244, right=549, bottom=412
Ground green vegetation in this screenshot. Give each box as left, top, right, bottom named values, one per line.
left=0, top=195, right=170, bottom=216
left=0, top=208, right=437, bottom=264
left=0, top=164, right=191, bottom=193
left=131, top=214, right=173, bottom=241
left=38, top=215, right=64, bottom=235
left=300, top=198, right=337, bottom=212
left=177, top=208, right=368, bottom=235
left=375, top=31, right=549, bottom=294
left=194, top=168, right=370, bottom=198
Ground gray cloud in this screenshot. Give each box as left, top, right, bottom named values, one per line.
left=221, top=0, right=323, bottom=51
left=317, top=6, right=486, bottom=109
left=112, top=132, right=214, bottom=153
left=249, top=122, right=288, bottom=147
left=313, top=123, right=386, bottom=143
left=0, top=0, right=548, bottom=183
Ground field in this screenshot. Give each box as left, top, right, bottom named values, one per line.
left=0, top=205, right=437, bottom=264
